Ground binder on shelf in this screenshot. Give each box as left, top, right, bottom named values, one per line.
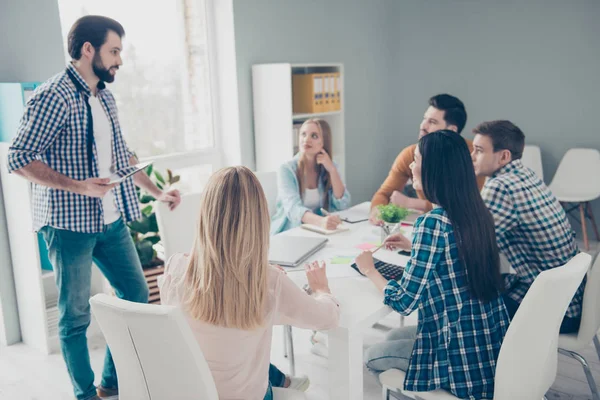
left=329, top=74, right=336, bottom=111
left=292, top=73, right=324, bottom=114
left=314, top=74, right=324, bottom=113
left=323, top=73, right=331, bottom=112
left=334, top=72, right=341, bottom=111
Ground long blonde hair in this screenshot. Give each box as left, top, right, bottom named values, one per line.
left=183, top=166, right=271, bottom=330
left=296, top=118, right=333, bottom=210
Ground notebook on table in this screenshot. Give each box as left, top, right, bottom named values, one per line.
left=268, top=235, right=328, bottom=267
left=301, top=224, right=350, bottom=235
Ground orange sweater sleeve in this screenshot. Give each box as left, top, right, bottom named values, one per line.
left=371, top=138, right=482, bottom=213
left=371, top=144, right=420, bottom=209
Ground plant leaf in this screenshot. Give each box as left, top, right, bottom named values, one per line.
left=149, top=214, right=159, bottom=232
left=136, top=240, right=154, bottom=266
left=140, top=194, right=156, bottom=204
left=154, top=171, right=165, bottom=184
left=141, top=205, right=153, bottom=217
left=147, top=235, right=161, bottom=244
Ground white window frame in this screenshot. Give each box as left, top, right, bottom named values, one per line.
left=142, top=0, right=241, bottom=178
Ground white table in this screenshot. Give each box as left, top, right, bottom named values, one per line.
left=280, top=203, right=412, bottom=400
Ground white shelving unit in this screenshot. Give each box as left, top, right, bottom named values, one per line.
left=0, top=144, right=105, bottom=354
left=252, top=63, right=345, bottom=180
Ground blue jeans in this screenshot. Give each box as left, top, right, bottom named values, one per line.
left=263, top=363, right=286, bottom=399
left=40, top=218, right=149, bottom=400
left=364, top=326, right=417, bottom=373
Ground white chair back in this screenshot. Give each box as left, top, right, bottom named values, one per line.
left=521, top=145, right=544, bottom=181
left=255, top=170, right=278, bottom=217
left=572, top=252, right=600, bottom=346
left=155, top=192, right=202, bottom=261
left=549, top=148, right=600, bottom=201
left=89, top=294, right=219, bottom=400
left=494, top=252, right=591, bottom=400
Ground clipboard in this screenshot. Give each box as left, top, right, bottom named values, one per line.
left=107, top=161, right=152, bottom=184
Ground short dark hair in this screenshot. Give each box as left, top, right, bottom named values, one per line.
left=428, top=94, right=467, bottom=134
left=68, top=15, right=125, bottom=60
left=472, top=120, right=525, bottom=160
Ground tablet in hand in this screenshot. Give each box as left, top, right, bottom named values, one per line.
left=107, top=162, right=152, bottom=184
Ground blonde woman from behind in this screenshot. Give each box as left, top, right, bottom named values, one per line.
left=160, top=166, right=340, bottom=400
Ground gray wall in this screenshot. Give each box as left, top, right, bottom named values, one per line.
left=388, top=0, right=600, bottom=230
left=233, top=0, right=398, bottom=203
left=0, top=0, right=66, bottom=82
left=234, top=0, right=600, bottom=234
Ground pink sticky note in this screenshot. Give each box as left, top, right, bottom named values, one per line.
left=356, top=242, right=377, bottom=251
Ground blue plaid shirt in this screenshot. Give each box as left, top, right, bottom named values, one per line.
left=384, top=208, right=509, bottom=399
left=481, top=159, right=583, bottom=318
left=7, top=64, right=141, bottom=233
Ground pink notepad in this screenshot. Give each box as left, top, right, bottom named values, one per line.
left=355, top=242, right=379, bottom=251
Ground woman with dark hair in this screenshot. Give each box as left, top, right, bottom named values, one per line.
left=356, top=130, right=509, bottom=399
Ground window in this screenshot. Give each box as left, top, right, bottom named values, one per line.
left=56, top=0, right=220, bottom=192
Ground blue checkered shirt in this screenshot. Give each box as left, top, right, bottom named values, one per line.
left=481, top=159, right=583, bottom=318
left=7, top=64, right=141, bottom=233
left=384, top=208, right=509, bottom=399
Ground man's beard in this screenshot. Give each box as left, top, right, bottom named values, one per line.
left=92, top=52, right=117, bottom=83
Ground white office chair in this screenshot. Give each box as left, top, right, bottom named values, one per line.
left=521, top=145, right=544, bottom=182
left=558, top=252, right=600, bottom=400
left=380, top=253, right=592, bottom=400
left=155, top=192, right=203, bottom=261
left=89, top=294, right=306, bottom=400
left=549, top=148, right=600, bottom=250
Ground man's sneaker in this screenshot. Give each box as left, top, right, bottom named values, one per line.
left=97, top=385, right=119, bottom=400
left=287, top=375, right=310, bottom=392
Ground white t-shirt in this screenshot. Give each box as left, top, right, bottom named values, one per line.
left=303, top=188, right=321, bottom=210
left=89, top=95, right=121, bottom=225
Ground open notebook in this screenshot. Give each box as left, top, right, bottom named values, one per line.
left=301, top=224, right=350, bottom=235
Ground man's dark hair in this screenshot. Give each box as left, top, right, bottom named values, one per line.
left=68, top=15, right=125, bottom=60
left=472, top=120, right=525, bottom=160
left=428, top=94, right=467, bottom=134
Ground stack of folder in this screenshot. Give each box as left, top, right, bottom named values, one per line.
left=292, top=72, right=341, bottom=114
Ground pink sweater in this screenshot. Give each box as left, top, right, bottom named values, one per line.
left=160, top=254, right=340, bottom=400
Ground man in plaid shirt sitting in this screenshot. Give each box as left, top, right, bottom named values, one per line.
left=471, top=120, right=583, bottom=334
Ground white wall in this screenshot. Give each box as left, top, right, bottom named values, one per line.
left=0, top=0, right=66, bottom=345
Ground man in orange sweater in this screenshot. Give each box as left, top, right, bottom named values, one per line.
left=370, top=94, right=486, bottom=223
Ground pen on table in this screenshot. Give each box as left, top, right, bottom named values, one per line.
left=320, top=207, right=330, bottom=216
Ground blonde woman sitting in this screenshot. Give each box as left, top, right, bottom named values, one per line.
left=160, top=166, right=341, bottom=400
left=271, top=118, right=351, bottom=235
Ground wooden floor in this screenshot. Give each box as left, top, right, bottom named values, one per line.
left=1, top=239, right=599, bottom=400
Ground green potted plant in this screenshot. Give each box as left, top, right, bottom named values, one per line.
left=376, top=204, right=409, bottom=242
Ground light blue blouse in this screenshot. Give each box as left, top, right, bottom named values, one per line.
left=270, top=155, right=351, bottom=235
